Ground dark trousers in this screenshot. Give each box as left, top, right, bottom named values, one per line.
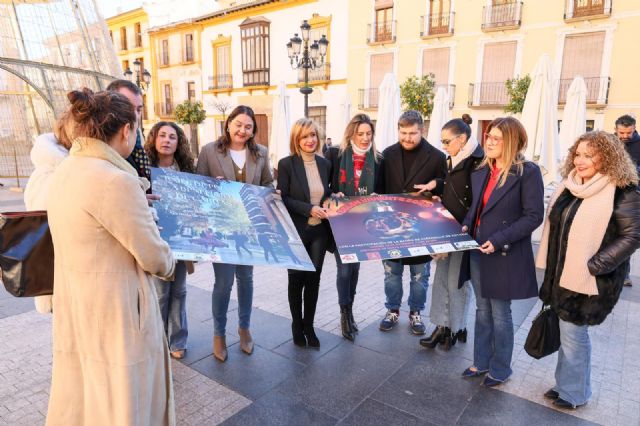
left=288, top=224, right=328, bottom=330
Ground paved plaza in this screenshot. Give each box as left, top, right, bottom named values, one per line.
left=1, top=181, right=639, bottom=425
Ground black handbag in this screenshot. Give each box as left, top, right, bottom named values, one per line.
left=0, top=211, right=54, bottom=297
left=524, top=305, right=561, bottom=359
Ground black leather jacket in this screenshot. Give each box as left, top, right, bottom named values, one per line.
left=539, top=186, right=640, bottom=325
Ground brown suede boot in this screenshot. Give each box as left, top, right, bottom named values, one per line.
left=238, top=328, right=254, bottom=355
left=213, top=335, right=228, bottom=362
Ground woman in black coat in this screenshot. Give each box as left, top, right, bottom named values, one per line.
left=461, top=117, right=544, bottom=387
left=417, top=118, right=483, bottom=350
left=536, top=131, right=640, bottom=409
left=277, top=118, right=332, bottom=348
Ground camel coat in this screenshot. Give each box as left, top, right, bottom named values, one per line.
left=45, top=137, right=176, bottom=426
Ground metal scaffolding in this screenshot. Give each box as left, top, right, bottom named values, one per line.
left=0, top=0, right=119, bottom=178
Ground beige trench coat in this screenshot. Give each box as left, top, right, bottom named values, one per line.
left=45, top=138, right=176, bottom=426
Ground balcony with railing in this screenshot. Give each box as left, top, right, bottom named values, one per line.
left=420, top=12, right=455, bottom=37
left=435, top=84, right=456, bottom=109
left=558, top=76, right=610, bottom=106
left=358, top=88, right=379, bottom=110
left=468, top=82, right=509, bottom=107
left=564, top=0, right=611, bottom=20
left=208, top=74, right=233, bottom=90
left=298, top=63, right=331, bottom=83
left=481, top=1, right=523, bottom=31
left=367, top=20, right=396, bottom=44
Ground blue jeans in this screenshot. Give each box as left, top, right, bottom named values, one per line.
left=153, top=261, right=188, bottom=351
left=470, top=252, right=513, bottom=381
left=382, top=260, right=430, bottom=312
left=554, top=319, right=592, bottom=406
left=429, top=251, right=471, bottom=331
left=335, top=251, right=360, bottom=306
left=212, top=263, right=253, bottom=336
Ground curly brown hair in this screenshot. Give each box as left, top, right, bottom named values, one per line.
left=145, top=121, right=195, bottom=173
left=562, top=130, right=638, bottom=187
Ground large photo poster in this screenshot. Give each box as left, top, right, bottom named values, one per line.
left=151, top=168, right=315, bottom=271
left=324, top=194, right=479, bottom=263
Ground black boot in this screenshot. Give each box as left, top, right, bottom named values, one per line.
left=303, top=282, right=320, bottom=348
left=348, top=303, right=358, bottom=332
left=419, top=326, right=445, bottom=349
left=340, top=305, right=355, bottom=342
left=440, top=327, right=457, bottom=351
left=288, top=277, right=306, bottom=347
left=455, top=328, right=467, bottom=343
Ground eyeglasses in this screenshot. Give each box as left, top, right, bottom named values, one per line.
left=484, top=133, right=503, bottom=145
left=441, top=134, right=461, bottom=146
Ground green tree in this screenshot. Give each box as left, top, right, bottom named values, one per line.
left=399, top=74, right=436, bottom=118
left=504, top=75, right=531, bottom=114
left=174, top=100, right=207, bottom=155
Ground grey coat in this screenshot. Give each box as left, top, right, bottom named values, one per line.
left=196, top=140, right=274, bottom=187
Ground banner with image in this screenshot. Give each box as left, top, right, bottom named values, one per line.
left=151, top=168, right=315, bottom=271
left=323, top=193, right=479, bottom=263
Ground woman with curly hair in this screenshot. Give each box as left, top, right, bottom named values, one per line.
left=536, top=131, right=640, bottom=409
left=145, top=121, right=195, bottom=359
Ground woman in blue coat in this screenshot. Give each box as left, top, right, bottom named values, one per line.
left=461, top=116, right=544, bottom=386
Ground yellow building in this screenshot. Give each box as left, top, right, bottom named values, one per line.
left=347, top=0, right=639, bottom=140
left=106, top=8, right=155, bottom=131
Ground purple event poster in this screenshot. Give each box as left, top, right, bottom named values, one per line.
left=151, top=168, right=315, bottom=271
left=323, top=194, right=479, bottom=263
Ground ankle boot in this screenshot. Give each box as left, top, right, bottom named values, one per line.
left=419, top=326, right=445, bottom=349
left=238, top=328, right=254, bottom=355
left=213, top=335, right=228, bottom=362
left=455, top=328, right=468, bottom=343
left=292, top=322, right=306, bottom=347
left=348, top=303, right=358, bottom=332
left=340, top=305, right=355, bottom=342
left=440, top=327, right=457, bottom=351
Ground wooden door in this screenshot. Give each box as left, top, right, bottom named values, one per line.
left=254, top=114, right=268, bottom=146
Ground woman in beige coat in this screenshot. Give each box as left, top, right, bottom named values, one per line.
left=45, top=89, right=176, bottom=426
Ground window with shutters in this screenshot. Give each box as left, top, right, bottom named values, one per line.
left=120, top=27, right=127, bottom=51
left=240, top=17, right=270, bottom=87
left=422, top=0, right=454, bottom=37
left=359, top=52, right=393, bottom=109
left=368, top=0, right=395, bottom=44
left=134, top=22, right=142, bottom=48
left=470, top=41, right=517, bottom=106
left=187, top=81, right=196, bottom=103
left=211, top=37, right=232, bottom=90
left=565, top=0, right=610, bottom=20
left=559, top=31, right=609, bottom=104
left=422, top=47, right=454, bottom=108
left=184, top=33, right=194, bottom=63
left=162, top=83, right=173, bottom=116
left=160, top=39, right=169, bottom=66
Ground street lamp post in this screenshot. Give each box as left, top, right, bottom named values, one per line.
left=286, top=20, right=328, bottom=118
left=124, top=59, right=151, bottom=133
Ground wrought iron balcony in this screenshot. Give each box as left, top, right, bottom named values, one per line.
left=298, top=63, right=331, bottom=83
left=481, top=1, right=523, bottom=31
left=420, top=12, right=455, bottom=37
left=208, top=74, right=233, bottom=90
left=468, top=82, right=509, bottom=107
left=558, top=76, right=610, bottom=105
left=564, top=0, right=611, bottom=20
left=358, top=88, right=379, bottom=110
left=367, top=20, right=396, bottom=44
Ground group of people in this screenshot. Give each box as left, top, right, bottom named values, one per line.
left=23, top=77, right=640, bottom=424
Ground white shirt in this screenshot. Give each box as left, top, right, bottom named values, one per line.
left=229, top=149, right=247, bottom=169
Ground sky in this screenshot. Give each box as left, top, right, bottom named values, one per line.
left=99, top=0, right=143, bottom=19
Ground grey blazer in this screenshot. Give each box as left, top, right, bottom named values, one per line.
left=196, top=140, right=274, bottom=187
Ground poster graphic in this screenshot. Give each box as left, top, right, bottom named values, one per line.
left=151, top=168, right=315, bottom=271
left=323, top=194, right=480, bottom=263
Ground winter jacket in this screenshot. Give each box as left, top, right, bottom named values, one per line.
left=623, top=131, right=640, bottom=172
left=538, top=186, right=640, bottom=325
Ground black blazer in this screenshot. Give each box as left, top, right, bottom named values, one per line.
left=324, top=146, right=384, bottom=194
left=378, top=138, right=447, bottom=194
left=277, top=154, right=332, bottom=236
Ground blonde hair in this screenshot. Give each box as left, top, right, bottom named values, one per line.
left=480, top=116, right=527, bottom=187
left=562, top=131, right=638, bottom=188
left=339, top=113, right=381, bottom=161
left=289, top=118, right=322, bottom=156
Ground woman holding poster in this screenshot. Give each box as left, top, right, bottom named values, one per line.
left=461, top=117, right=544, bottom=387
left=325, top=113, right=383, bottom=341
left=196, top=105, right=274, bottom=362
left=278, top=118, right=332, bottom=348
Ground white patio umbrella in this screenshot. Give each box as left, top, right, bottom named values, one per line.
left=558, top=76, right=587, bottom=164
left=342, top=93, right=352, bottom=130
left=269, top=81, right=291, bottom=169
left=426, top=86, right=452, bottom=152
left=521, top=54, right=561, bottom=185
left=375, top=73, right=401, bottom=151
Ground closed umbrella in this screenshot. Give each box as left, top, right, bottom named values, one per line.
left=522, top=54, right=561, bottom=185
left=269, top=81, right=291, bottom=169
left=342, top=93, right=352, bottom=130
left=558, top=76, right=587, bottom=163
left=427, top=86, right=452, bottom=152
left=375, top=73, right=401, bottom=151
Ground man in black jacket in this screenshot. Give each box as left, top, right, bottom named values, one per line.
left=615, top=114, right=640, bottom=286
left=376, top=110, right=447, bottom=335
